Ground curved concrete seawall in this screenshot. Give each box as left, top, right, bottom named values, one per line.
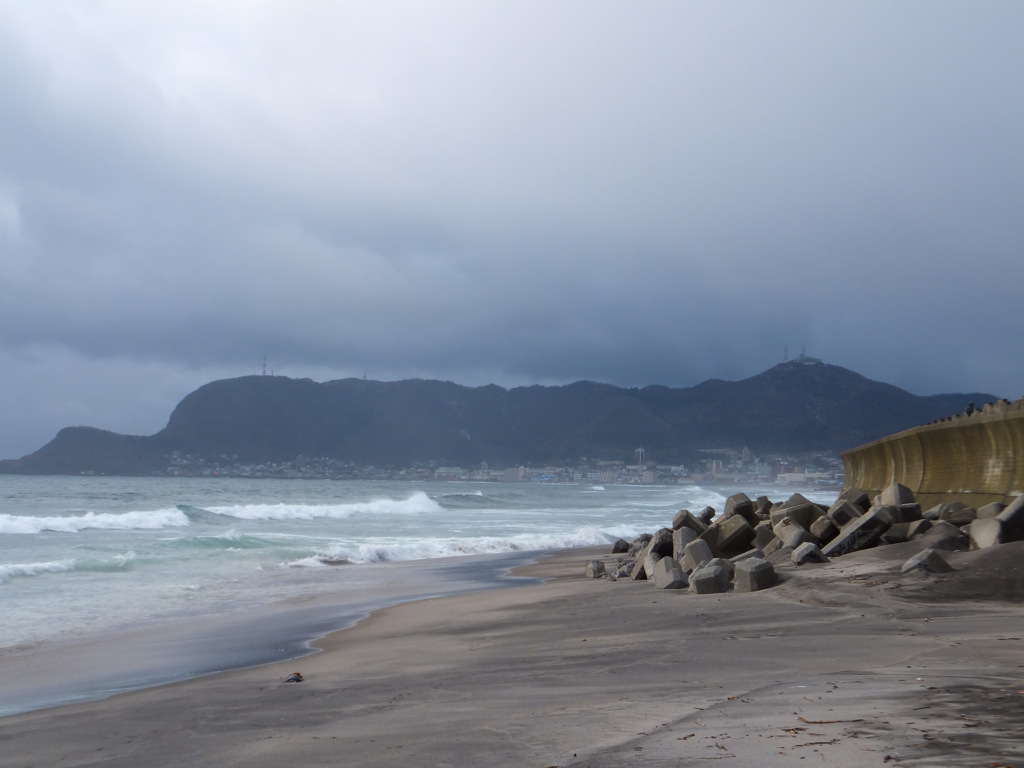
left=841, top=398, right=1024, bottom=508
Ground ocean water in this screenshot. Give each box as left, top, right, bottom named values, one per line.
left=0, top=475, right=834, bottom=714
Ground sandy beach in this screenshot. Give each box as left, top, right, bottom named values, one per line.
left=2, top=543, right=1022, bottom=768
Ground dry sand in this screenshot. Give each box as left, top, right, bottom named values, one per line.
left=1, top=543, right=1022, bottom=767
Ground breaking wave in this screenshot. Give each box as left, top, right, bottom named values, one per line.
left=167, top=530, right=272, bottom=550
left=0, top=509, right=191, bottom=534
left=433, top=490, right=511, bottom=509
left=73, top=552, right=137, bottom=573
left=293, top=525, right=628, bottom=566
left=0, top=553, right=137, bottom=583
left=203, top=491, right=442, bottom=521
left=0, top=560, right=75, bottom=583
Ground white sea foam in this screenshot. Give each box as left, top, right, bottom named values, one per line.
left=205, top=491, right=442, bottom=521
left=0, top=509, right=191, bottom=534
left=287, top=555, right=330, bottom=568
left=308, top=526, right=621, bottom=565
left=0, top=560, right=75, bottom=582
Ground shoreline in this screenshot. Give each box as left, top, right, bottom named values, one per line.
left=0, top=549, right=546, bottom=718
left=2, top=544, right=1023, bottom=766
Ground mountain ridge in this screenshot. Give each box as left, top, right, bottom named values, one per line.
left=0, top=359, right=997, bottom=475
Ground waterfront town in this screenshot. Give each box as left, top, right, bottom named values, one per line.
left=161, top=446, right=844, bottom=488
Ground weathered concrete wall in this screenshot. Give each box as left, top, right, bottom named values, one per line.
left=842, top=399, right=1024, bottom=508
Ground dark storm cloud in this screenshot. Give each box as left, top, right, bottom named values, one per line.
left=0, top=1, right=1021, bottom=458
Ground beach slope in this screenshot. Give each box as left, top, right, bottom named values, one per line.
left=2, top=545, right=1022, bottom=767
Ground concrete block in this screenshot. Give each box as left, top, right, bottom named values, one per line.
left=868, top=505, right=902, bottom=527
left=766, top=545, right=795, bottom=565
left=773, top=517, right=817, bottom=549
left=968, top=518, right=1004, bottom=550
left=761, top=535, right=785, bottom=556
left=754, top=496, right=773, bottom=520
left=791, top=542, right=829, bottom=565
left=881, top=482, right=916, bottom=507
left=935, top=501, right=969, bottom=517
left=698, top=525, right=721, bottom=555
left=772, top=517, right=805, bottom=540
left=644, top=552, right=663, bottom=579
left=781, top=492, right=816, bottom=508
left=584, top=560, right=606, bottom=578
left=930, top=502, right=973, bottom=525
left=611, top=538, right=630, bottom=554
left=753, top=522, right=776, bottom=549
left=672, top=509, right=708, bottom=534
left=633, top=537, right=655, bottom=569
left=648, top=527, right=675, bottom=557
left=827, top=500, right=863, bottom=527
left=838, top=487, right=871, bottom=511
left=809, top=515, right=838, bottom=543
left=882, top=522, right=914, bottom=544
left=672, top=526, right=698, bottom=560
left=697, top=506, right=717, bottom=524
left=901, top=548, right=953, bottom=574
left=630, top=556, right=648, bottom=580
left=689, top=564, right=729, bottom=594
left=977, top=502, right=1006, bottom=520
left=629, top=533, right=651, bottom=555
left=706, top=557, right=735, bottom=580
left=942, top=506, right=977, bottom=527
left=770, top=502, right=822, bottom=530
left=906, top=519, right=933, bottom=539
left=733, top=557, right=777, bottom=592
left=996, top=494, right=1024, bottom=541
left=724, top=492, right=751, bottom=513
left=651, top=556, right=688, bottom=589
left=682, top=538, right=713, bottom=574
left=730, top=548, right=765, bottom=564
left=725, top=493, right=758, bottom=526
left=716, top=514, right=755, bottom=555
left=916, top=520, right=969, bottom=551
left=782, top=526, right=818, bottom=550
left=821, top=506, right=893, bottom=557
left=890, top=503, right=922, bottom=524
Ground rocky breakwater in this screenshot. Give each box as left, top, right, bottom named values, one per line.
left=584, top=485, right=1024, bottom=596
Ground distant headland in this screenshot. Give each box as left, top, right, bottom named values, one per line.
left=0, top=359, right=999, bottom=479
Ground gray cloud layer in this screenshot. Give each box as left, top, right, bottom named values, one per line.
left=1, top=1, right=1021, bottom=458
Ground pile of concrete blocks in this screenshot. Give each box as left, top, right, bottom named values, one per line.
left=728, top=484, right=1024, bottom=565
left=602, top=492, right=783, bottom=594
left=595, top=486, right=1024, bottom=594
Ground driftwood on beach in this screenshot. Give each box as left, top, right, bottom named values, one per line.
left=592, top=484, right=1024, bottom=596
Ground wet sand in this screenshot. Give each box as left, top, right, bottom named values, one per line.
left=2, top=544, right=1023, bottom=767
left=0, top=551, right=540, bottom=717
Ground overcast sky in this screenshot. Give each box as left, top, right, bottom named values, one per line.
left=1, top=1, right=1021, bottom=460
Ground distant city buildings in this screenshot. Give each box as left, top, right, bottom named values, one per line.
left=160, top=446, right=844, bottom=487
